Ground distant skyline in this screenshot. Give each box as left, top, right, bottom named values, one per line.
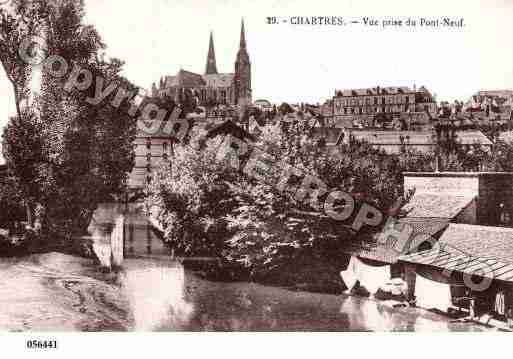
left=1, top=0, right=513, bottom=162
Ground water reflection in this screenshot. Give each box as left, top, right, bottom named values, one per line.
left=122, top=263, right=193, bottom=331
left=87, top=203, right=492, bottom=332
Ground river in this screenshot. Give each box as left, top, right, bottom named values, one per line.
left=0, top=203, right=494, bottom=332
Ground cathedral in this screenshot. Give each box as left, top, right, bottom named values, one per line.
left=151, top=20, right=252, bottom=107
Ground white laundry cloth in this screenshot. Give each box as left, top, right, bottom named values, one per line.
left=340, top=256, right=359, bottom=290
left=415, top=273, right=452, bottom=311
left=340, top=256, right=391, bottom=294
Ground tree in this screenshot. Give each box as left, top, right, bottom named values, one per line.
left=1, top=0, right=137, bottom=243
left=0, top=173, right=25, bottom=229
left=1, top=110, right=45, bottom=227
left=147, top=120, right=409, bottom=277
left=278, top=102, right=293, bottom=115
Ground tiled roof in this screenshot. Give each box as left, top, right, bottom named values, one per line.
left=348, top=130, right=492, bottom=146
left=335, top=86, right=419, bottom=97
left=399, top=224, right=513, bottom=282
left=164, top=70, right=206, bottom=88
left=343, top=241, right=399, bottom=264
left=455, top=130, right=492, bottom=145
left=400, top=111, right=431, bottom=124
left=350, top=130, right=433, bottom=145
left=402, top=193, right=475, bottom=219
left=438, top=224, right=513, bottom=263
left=340, top=218, right=449, bottom=264
left=477, top=90, right=513, bottom=98
left=164, top=71, right=235, bottom=89
left=398, top=217, right=450, bottom=237
left=309, top=127, right=342, bottom=145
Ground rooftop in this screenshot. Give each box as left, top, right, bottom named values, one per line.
left=335, top=86, right=430, bottom=97
left=341, top=218, right=450, bottom=264
left=402, top=194, right=475, bottom=219
left=399, top=223, right=513, bottom=282
left=347, top=130, right=492, bottom=146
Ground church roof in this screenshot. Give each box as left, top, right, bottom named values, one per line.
left=164, top=70, right=206, bottom=88
left=203, top=73, right=235, bottom=87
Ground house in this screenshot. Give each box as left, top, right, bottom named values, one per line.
left=397, top=172, right=513, bottom=322
left=340, top=171, right=513, bottom=323
left=205, top=119, right=255, bottom=142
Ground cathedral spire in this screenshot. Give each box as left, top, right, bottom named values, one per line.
left=240, top=18, right=246, bottom=49
left=205, top=31, right=218, bottom=74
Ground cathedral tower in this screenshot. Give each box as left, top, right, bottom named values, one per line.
left=234, top=19, right=251, bottom=104
left=205, top=31, right=218, bottom=75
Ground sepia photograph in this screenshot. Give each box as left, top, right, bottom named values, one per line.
left=1, top=0, right=513, bottom=352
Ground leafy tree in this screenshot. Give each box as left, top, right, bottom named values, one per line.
left=0, top=174, right=25, bottom=229
left=1, top=0, right=136, bottom=243
left=278, top=102, right=293, bottom=115
left=147, top=121, right=409, bottom=277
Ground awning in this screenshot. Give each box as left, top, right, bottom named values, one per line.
left=401, top=223, right=513, bottom=283
left=399, top=247, right=513, bottom=283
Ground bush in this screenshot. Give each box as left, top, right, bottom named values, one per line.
left=145, top=131, right=243, bottom=257
left=147, top=122, right=409, bottom=281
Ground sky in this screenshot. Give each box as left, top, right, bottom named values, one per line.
left=1, top=0, right=513, bottom=162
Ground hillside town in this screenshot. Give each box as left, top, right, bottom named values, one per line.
left=2, top=1, right=513, bottom=334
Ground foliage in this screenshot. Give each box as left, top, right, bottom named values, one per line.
left=148, top=120, right=409, bottom=277
left=0, top=174, right=25, bottom=228
left=278, top=102, right=293, bottom=115
left=145, top=130, right=242, bottom=257
left=1, top=0, right=136, bottom=242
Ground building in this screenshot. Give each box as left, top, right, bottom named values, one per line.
left=253, top=99, right=273, bottom=112
left=151, top=20, right=251, bottom=107
left=340, top=170, right=513, bottom=327
left=129, top=20, right=252, bottom=191
left=127, top=122, right=176, bottom=189
left=464, top=90, right=513, bottom=121
left=331, top=86, right=437, bottom=129
left=337, top=129, right=492, bottom=154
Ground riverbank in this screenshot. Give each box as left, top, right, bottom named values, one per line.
left=0, top=252, right=497, bottom=331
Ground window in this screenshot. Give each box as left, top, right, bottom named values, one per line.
left=146, top=164, right=151, bottom=173
left=163, top=153, right=168, bottom=160
left=146, top=139, right=151, bottom=150
left=163, top=142, right=168, bottom=152
left=146, top=153, right=151, bottom=162
left=146, top=176, right=152, bottom=184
